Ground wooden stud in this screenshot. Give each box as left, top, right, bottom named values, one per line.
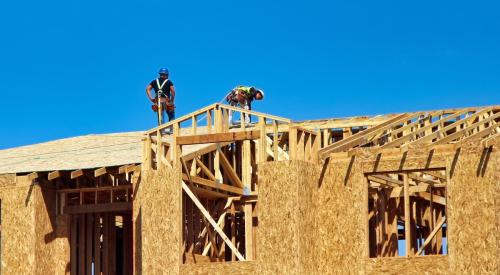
left=404, top=173, right=411, bottom=257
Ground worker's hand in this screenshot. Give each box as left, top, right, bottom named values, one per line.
left=150, top=98, right=155, bottom=103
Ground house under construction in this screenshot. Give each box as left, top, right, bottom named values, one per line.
left=0, top=103, right=498, bottom=274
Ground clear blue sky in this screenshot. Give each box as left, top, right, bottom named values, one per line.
left=0, top=0, right=499, bottom=149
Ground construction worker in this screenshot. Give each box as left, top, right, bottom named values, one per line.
left=146, top=68, right=176, bottom=125
left=226, top=85, right=264, bottom=125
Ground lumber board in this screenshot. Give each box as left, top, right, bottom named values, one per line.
left=182, top=174, right=244, bottom=195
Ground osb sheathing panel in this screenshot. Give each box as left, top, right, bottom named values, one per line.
left=447, top=146, right=498, bottom=274
left=34, top=181, right=69, bottom=275
left=257, top=161, right=300, bottom=274
left=180, top=261, right=257, bottom=274
left=365, top=256, right=449, bottom=275
left=0, top=175, right=36, bottom=274
left=297, top=161, right=320, bottom=274
left=257, top=161, right=318, bottom=274
left=316, top=157, right=367, bottom=274
left=135, top=167, right=181, bottom=274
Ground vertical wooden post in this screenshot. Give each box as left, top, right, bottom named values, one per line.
left=404, top=173, right=411, bottom=257
left=242, top=138, right=253, bottom=259
left=214, top=144, right=223, bottom=184
left=94, top=213, right=101, bottom=275
left=70, top=215, right=77, bottom=275
left=192, top=116, right=197, bottom=135
left=297, top=131, right=305, bottom=161
left=216, top=107, right=223, bottom=133
left=102, top=213, right=109, bottom=275
left=272, top=120, right=279, bottom=161
left=305, top=133, right=311, bottom=162
left=78, top=215, right=85, bottom=275
left=259, top=117, right=267, bottom=162
left=86, top=214, right=93, bottom=274
left=322, top=129, right=330, bottom=147
left=207, top=110, right=212, bottom=134
left=289, top=127, right=298, bottom=160
left=143, top=137, right=152, bottom=170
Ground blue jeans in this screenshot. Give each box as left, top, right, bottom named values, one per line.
left=160, top=104, right=175, bottom=124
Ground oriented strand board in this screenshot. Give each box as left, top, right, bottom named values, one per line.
left=316, top=156, right=367, bottom=274
left=365, top=256, right=449, bottom=274
left=0, top=175, right=36, bottom=274
left=134, top=167, right=181, bottom=274
left=447, top=146, right=498, bottom=274
left=180, top=261, right=257, bottom=274
left=257, top=161, right=318, bottom=274
left=34, top=180, right=69, bottom=275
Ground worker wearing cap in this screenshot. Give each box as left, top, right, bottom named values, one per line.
left=226, top=85, right=264, bottom=125
left=146, top=68, right=176, bottom=125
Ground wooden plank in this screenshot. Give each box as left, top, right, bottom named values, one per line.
left=86, top=214, right=93, bottom=274
left=70, top=215, right=77, bottom=275
left=71, top=169, right=84, bottom=179
left=415, top=216, right=446, bottom=256
left=108, top=215, right=116, bottom=275
left=273, top=120, right=279, bottom=160
left=27, top=172, right=38, bottom=181
left=182, top=181, right=246, bottom=261
left=102, top=213, right=109, bottom=275
left=244, top=203, right=253, bottom=260
left=194, top=157, right=216, bottom=181
left=289, top=127, right=298, bottom=160
left=217, top=147, right=244, bottom=188
left=404, top=174, right=411, bottom=257
left=48, top=170, right=62, bottom=181
left=259, top=117, right=267, bottom=162
left=182, top=174, right=244, bottom=195
left=176, top=130, right=261, bottom=145
left=64, top=202, right=132, bottom=214
left=78, top=215, right=85, bottom=275
left=94, top=213, right=101, bottom=275
left=192, top=185, right=229, bottom=199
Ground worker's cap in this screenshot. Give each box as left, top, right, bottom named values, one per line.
left=158, top=68, right=169, bottom=75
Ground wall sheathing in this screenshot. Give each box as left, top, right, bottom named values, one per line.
left=0, top=174, right=36, bottom=274
left=0, top=175, right=69, bottom=275
left=34, top=180, right=69, bottom=274
left=134, top=167, right=181, bottom=274
left=316, top=156, right=367, bottom=274
left=257, top=160, right=318, bottom=274
left=446, top=145, right=498, bottom=274
left=180, top=261, right=257, bottom=274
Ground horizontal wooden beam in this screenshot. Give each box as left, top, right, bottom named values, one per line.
left=176, top=131, right=261, bottom=145
left=63, top=202, right=132, bottom=214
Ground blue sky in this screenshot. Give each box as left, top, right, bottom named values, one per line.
left=0, top=0, right=499, bottom=149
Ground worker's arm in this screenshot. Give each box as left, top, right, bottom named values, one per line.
left=170, top=85, right=175, bottom=102
left=145, top=84, right=155, bottom=102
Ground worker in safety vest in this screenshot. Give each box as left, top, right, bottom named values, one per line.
left=226, top=85, right=264, bottom=125
left=146, top=68, right=176, bottom=125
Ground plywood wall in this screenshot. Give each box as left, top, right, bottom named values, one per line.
left=0, top=174, right=36, bottom=274
left=180, top=261, right=256, bottom=274
left=316, top=156, right=367, bottom=274
left=134, top=167, right=182, bottom=274
left=365, top=256, right=450, bottom=274
left=447, top=146, right=498, bottom=274
left=34, top=180, right=70, bottom=275
left=257, top=161, right=318, bottom=274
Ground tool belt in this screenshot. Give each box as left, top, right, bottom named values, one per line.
left=152, top=96, right=175, bottom=112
